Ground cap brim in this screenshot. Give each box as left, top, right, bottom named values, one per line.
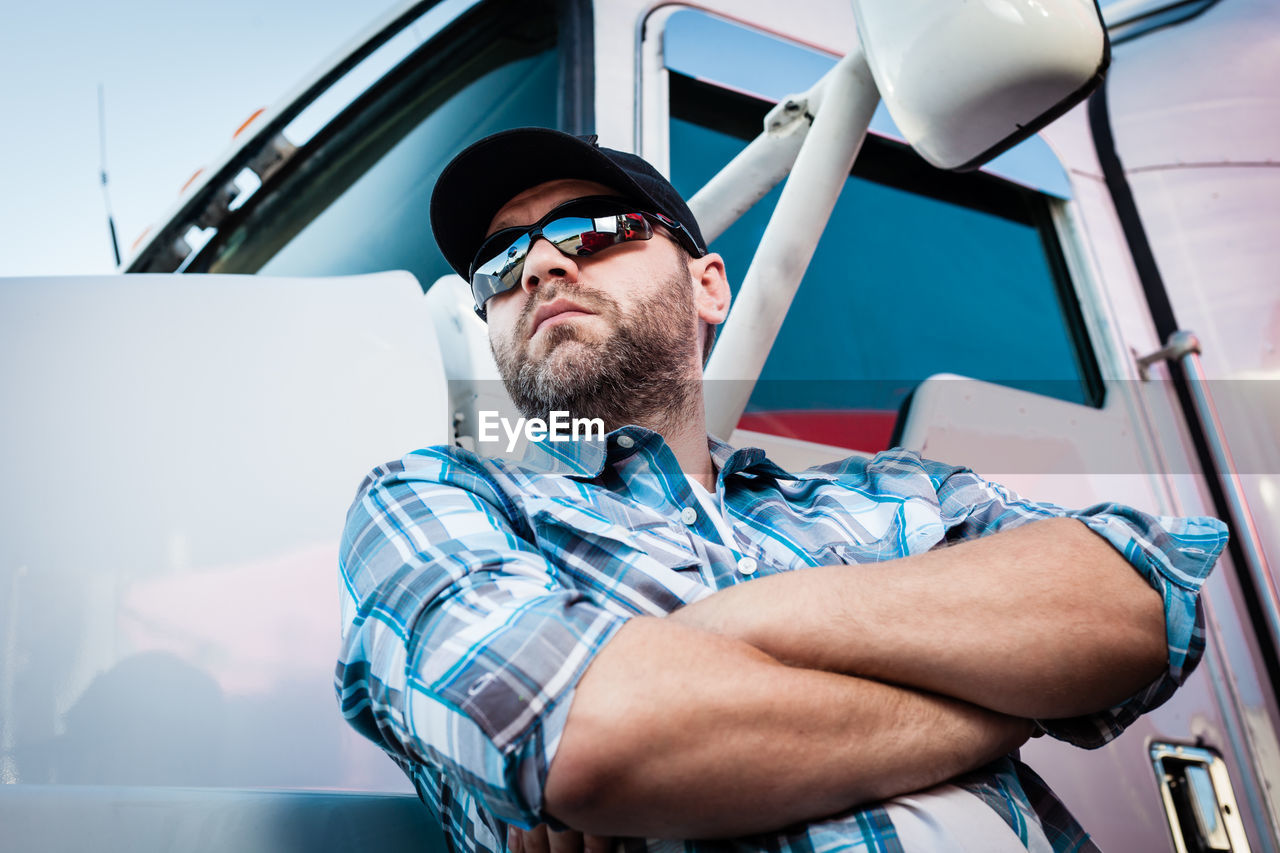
left=429, top=127, right=663, bottom=280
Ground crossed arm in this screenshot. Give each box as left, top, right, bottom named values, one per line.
left=539, top=517, right=1167, bottom=839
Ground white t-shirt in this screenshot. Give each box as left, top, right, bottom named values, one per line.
left=685, top=475, right=737, bottom=547
left=884, top=785, right=1053, bottom=852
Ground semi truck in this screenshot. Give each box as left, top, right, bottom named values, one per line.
left=2, top=0, right=1277, bottom=850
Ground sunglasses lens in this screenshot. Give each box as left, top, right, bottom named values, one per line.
left=542, top=216, right=620, bottom=256
left=469, top=209, right=656, bottom=315
left=471, top=231, right=530, bottom=309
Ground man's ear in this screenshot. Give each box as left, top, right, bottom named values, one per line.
left=690, top=252, right=730, bottom=326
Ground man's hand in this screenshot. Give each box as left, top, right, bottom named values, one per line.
left=508, top=825, right=612, bottom=853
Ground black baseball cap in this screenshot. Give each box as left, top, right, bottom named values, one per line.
left=429, top=127, right=708, bottom=281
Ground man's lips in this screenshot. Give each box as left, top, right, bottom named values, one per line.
left=530, top=299, right=595, bottom=337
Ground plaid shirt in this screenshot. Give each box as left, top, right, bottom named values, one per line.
left=336, top=427, right=1228, bottom=853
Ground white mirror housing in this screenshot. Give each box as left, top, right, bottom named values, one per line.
left=850, top=0, right=1110, bottom=170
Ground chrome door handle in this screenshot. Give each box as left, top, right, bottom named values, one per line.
left=1151, top=742, right=1252, bottom=852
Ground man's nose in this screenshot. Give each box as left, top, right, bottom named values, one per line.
left=521, top=236, right=578, bottom=294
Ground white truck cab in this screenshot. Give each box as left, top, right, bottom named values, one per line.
left=3, top=1, right=1277, bottom=851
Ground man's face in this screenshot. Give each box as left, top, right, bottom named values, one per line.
left=483, top=178, right=705, bottom=431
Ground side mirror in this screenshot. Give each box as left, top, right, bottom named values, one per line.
left=850, top=0, right=1110, bottom=170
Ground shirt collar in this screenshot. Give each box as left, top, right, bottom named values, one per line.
left=708, top=434, right=837, bottom=485
left=508, top=426, right=815, bottom=485
left=511, top=428, right=610, bottom=478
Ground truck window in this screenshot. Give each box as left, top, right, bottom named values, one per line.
left=193, top=0, right=562, bottom=287
left=669, top=74, right=1104, bottom=452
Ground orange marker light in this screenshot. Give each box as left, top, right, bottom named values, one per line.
left=233, top=108, right=266, bottom=140
left=131, top=226, right=152, bottom=251
left=179, top=168, right=205, bottom=195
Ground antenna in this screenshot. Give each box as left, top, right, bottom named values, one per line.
left=98, top=83, right=122, bottom=267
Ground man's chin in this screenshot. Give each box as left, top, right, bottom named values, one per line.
left=531, top=338, right=600, bottom=383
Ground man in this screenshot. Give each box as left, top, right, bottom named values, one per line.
left=336, top=127, right=1228, bottom=853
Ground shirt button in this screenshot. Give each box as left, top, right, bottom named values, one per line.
left=737, top=557, right=758, bottom=575
left=680, top=506, right=698, bottom=525
left=616, top=435, right=635, bottom=449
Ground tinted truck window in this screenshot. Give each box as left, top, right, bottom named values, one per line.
left=669, top=75, right=1102, bottom=451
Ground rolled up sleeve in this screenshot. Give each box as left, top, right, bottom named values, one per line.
left=335, top=448, right=629, bottom=827
left=929, top=462, right=1230, bottom=748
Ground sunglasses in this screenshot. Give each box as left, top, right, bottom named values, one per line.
left=468, top=196, right=699, bottom=320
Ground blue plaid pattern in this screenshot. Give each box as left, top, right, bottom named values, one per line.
left=336, top=427, right=1228, bottom=853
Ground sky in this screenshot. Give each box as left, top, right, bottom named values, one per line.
left=0, top=0, right=403, bottom=277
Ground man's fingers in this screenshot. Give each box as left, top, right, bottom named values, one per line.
left=547, top=826, right=585, bottom=853
left=583, top=834, right=613, bottom=853
left=524, top=825, right=551, bottom=853
left=508, top=824, right=609, bottom=853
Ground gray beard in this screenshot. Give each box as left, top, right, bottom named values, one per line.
left=491, top=270, right=701, bottom=435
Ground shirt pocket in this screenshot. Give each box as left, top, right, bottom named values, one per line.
left=813, top=517, right=948, bottom=564
left=527, top=500, right=709, bottom=616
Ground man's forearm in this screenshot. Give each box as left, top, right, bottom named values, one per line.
left=545, top=616, right=1032, bottom=839
left=668, top=517, right=1167, bottom=719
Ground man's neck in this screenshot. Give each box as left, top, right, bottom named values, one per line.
left=640, top=407, right=717, bottom=493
